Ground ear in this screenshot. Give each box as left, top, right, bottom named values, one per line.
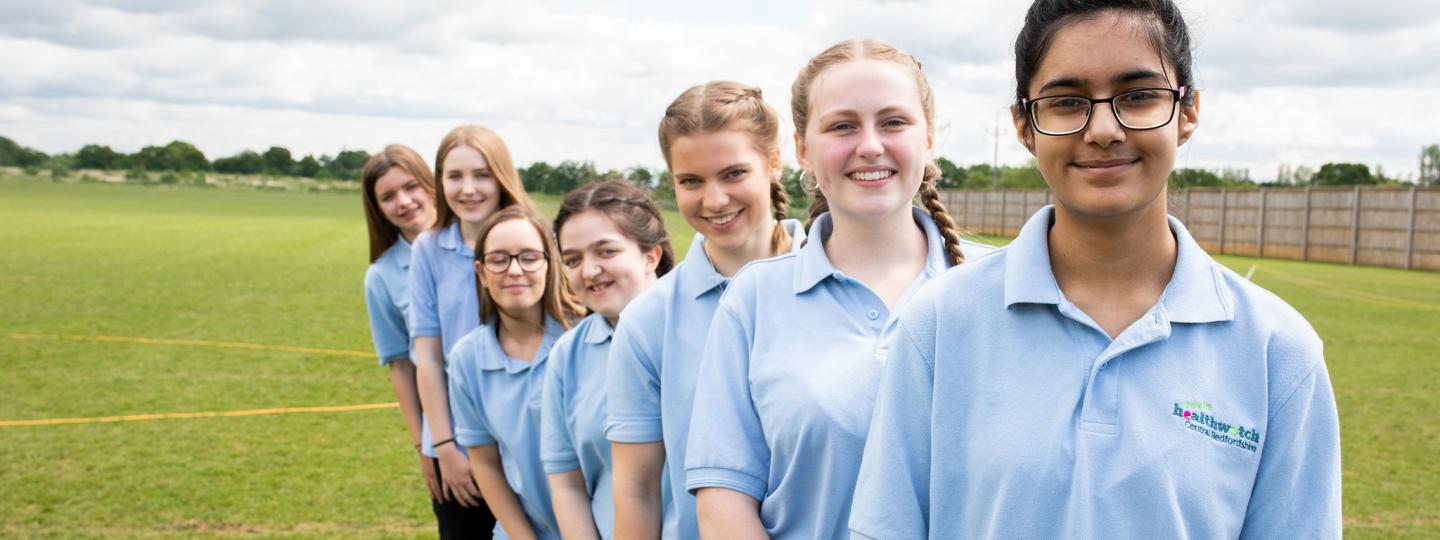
left=474, top=260, right=488, bottom=286
left=642, top=244, right=662, bottom=276
left=793, top=131, right=810, bottom=173
left=1176, top=90, right=1200, bottom=147
left=1010, top=104, right=1036, bottom=155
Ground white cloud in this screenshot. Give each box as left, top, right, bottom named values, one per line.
left=0, top=0, right=1434, bottom=182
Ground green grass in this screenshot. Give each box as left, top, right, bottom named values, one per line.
left=1, top=178, right=1436, bottom=538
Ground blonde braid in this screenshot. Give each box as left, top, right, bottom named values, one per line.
left=919, top=163, right=965, bottom=267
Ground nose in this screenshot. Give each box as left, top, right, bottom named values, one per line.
left=702, top=179, right=729, bottom=211
left=1083, top=103, right=1126, bottom=148
left=582, top=258, right=602, bottom=280
left=504, top=257, right=525, bottom=276
left=856, top=125, right=884, bottom=159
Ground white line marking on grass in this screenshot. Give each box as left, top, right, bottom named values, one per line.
left=0, top=402, right=399, bottom=427
left=1245, top=265, right=1257, bottom=280
left=9, top=333, right=371, bottom=358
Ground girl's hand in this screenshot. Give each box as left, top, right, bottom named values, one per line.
left=439, top=445, right=482, bottom=507
left=418, top=452, right=442, bottom=501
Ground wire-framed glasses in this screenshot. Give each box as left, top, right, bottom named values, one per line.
left=1022, top=86, right=1188, bottom=136
left=480, top=250, right=547, bottom=273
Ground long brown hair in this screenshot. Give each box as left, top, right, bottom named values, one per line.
left=433, top=125, right=534, bottom=229
left=554, top=181, right=676, bottom=278
left=473, top=205, right=584, bottom=330
left=658, top=81, right=792, bottom=255
left=791, top=39, right=966, bottom=267
left=361, top=144, right=434, bottom=263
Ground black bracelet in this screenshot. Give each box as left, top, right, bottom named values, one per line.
left=433, top=438, right=454, bottom=449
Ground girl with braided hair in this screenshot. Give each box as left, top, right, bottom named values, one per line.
left=606, top=81, right=806, bottom=539
left=684, top=39, right=993, bottom=539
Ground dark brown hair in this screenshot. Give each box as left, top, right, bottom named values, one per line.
left=433, top=125, right=534, bottom=228
left=790, top=39, right=965, bottom=267
left=554, top=181, right=676, bottom=278
left=473, top=205, right=584, bottom=329
left=361, top=144, right=433, bottom=263
left=658, top=81, right=792, bottom=255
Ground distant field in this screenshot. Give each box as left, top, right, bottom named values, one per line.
left=1, top=178, right=1435, bottom=538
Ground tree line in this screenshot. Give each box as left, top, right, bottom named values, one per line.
left=4, top=135, right=1435, bottom=190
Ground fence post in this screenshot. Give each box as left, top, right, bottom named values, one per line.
left=1407, top=186, right=1418, bottom=270
left=1218, top=188, right=1228, bottom=254
left=1301, top=187, right=1312, bottom=261
left=1257, top=188, right=1267, bottom=257
left=1349, top=185, right=1362, bottom=265
left=1000, top=190, right=1009, bottom=236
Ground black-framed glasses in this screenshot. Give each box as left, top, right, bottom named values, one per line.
left=1022, top=86, right=1188, bottom=136
left=480, top=250, right=547, bottom=273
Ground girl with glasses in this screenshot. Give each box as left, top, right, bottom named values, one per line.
left=360, top=145, right=443, bottom=531
left=607, top=81, right=806, bottom=539
left=683, top=39, right=993, bottom=539
left=541, top=182, right=676, bottom=539
left=850, top=1, right=1341, bottom=537
left=410, top=125, right=535, bottom=537
left=447, top=205, right=585, bottom=539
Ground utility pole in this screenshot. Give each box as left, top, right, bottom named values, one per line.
left=982, top=112, right=1001, bottom=189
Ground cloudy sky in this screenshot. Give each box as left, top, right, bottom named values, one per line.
left=3, top=0, right=1437, bottom=182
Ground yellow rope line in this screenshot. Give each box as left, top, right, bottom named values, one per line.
left=9, top=333, right=372, bottom=358
left=0, top=402, right=399, bottom=427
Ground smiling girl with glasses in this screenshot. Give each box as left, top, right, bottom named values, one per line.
left=850, top=1, right=1341, bottom=537
left=446, top=205, right=585, bottom=540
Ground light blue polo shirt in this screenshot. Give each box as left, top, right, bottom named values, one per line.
left=449, top=315, right=568, bottom=540
left=365, top=236, right=414, bottom=366
left=542, top=312, right=655, bottom=540
left=684, top=208, right=994, bottom=539
left=408, top=221, right=480, bottom=458
left=606, top=219, right=805, bottom=539
left=849, top=206, right=1341, bottom=540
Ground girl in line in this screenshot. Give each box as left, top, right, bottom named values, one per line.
left=684, top=39, right=994, bottom=539
left=448, top=205, right=586, bottom=539
left=541, top=181, right=676, bottom=539
left=360, top=144, right=443, bottom=525
left=411, top=125, right=534, bottom=537
left=850, top=1, right=1340, bottom=538
left=606, top=81, right=806, bottom=539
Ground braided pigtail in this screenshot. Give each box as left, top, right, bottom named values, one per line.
left=918, top=163, right=965, bottom=267
left=769, top=176, right=793, bottom=255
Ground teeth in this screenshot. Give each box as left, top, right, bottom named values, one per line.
left=850, top=170, right=893, bottom=181
left=707, top=213, right=738, bottom=226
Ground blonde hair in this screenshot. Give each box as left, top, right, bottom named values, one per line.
left=361, top=144, right=434, bottom=263
left=432, top=125, right=534, bottom=228
left=791, top=39, right=965, bottom=267
left=473, top=205, right=584, bottom=330
left=658, top=81, right=792, bottom=255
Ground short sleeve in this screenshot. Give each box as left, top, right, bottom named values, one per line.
left=849, top=316, right=937, bottom=540
left=408, top=234, right=442, bottom=339
left=447, top=344, right=494, bottom=448
left=605, top=309, right=664, bottom=443
left=364, top=266, right=409, bottom=366
left=683, top=302, right=768, bottom=501
left=1239, top=335, right=1340, bottom=539
left=541, top=340, right=581, bottom=473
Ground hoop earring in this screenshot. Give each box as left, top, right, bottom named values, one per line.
left=803, top=171, right=819, bottom=192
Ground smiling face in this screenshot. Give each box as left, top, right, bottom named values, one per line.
left=373, top=166, right=435, bottom=239
left=441, top=145, right=502, bottom=226
left=1016, top=11, right=1198, bottom=220
left=475, top=218, right=548, bottom=316
left=558, top=210, right=660, bottom=321
left=797, top=59, right=933, bottom=222
left=667, top=129, right=778, bottom=255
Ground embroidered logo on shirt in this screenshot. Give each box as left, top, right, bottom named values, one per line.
left=1172, top=401, right=1260, bottom=453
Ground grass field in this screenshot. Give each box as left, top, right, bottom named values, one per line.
left=1, top=178, right=1435, bottom=538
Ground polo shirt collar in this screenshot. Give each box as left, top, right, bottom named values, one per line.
left=582, top=314, right=614, bottom=345
left=436, top=221, right=471, bottom=256
left=1003, top=206, right=1236, bottom=324
left=395, top=235, right=412, bottom=271
left=477, top=314, right=565, bottom=372
left=794, top=207, right=949, bottom=294
left=677, top=234, right=730, bottom=300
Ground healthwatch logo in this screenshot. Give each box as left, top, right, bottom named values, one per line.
left=1173, top=401, right=1261, bottom=453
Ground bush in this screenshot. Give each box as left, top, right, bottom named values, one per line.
left=49, top=163, right=71, bottom=180
left=191, top=172, right=208, bottom=187
left=159, top=172, right=180, bottom=184
left=22, top=165, right=41, bottom=177
left=125, top=168, right=149, bottom=183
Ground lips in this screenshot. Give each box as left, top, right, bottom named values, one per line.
left=1073, top=158, right=1140, bottom=171
left=585, top=281, right=613, bottom=295
left=703, top=209, right=742, bottom=229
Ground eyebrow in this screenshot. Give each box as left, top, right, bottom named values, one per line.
left=1036, top=69, right=1168, bottom=95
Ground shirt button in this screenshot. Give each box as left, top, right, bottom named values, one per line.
left=866, top=309, right=880, bottom=320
